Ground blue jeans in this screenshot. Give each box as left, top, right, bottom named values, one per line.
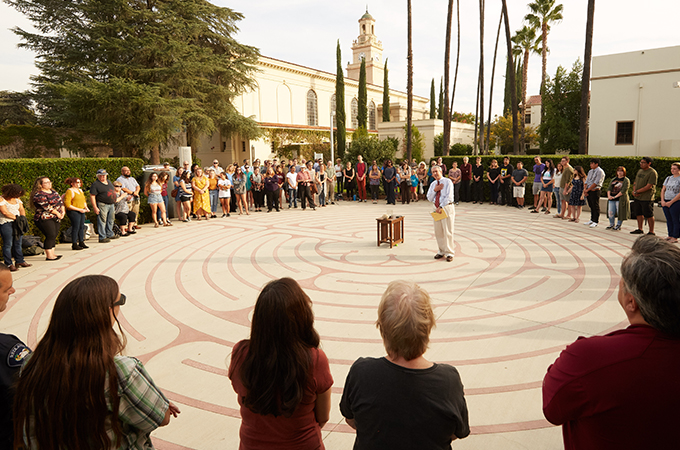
left=97, top=203, right=114, bottom=240
left=608, top=200, right=623, bottom=227
left=209, top=190, right=219, bottom=214
left=554, top=187, right=562, bottom=215
left=157, top=195, right=169, bottom=222
left=288, top=187, right=297, bottom=207
left=67, top=210, right=85, bottom=244
left=663, top=202, right=680, bottom=238
left=0, top=221, right=24, bottom=266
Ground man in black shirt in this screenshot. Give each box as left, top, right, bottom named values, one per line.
left=500, top=156, right=514, bottom=206
left=89, top=169, right=118, bottom=243
left=0, top=265, right=31, bottom=450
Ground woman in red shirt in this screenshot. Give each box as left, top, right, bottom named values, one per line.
left=228, top=278, right=333, bottom=450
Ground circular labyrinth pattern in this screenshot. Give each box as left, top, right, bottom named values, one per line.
left=4, top=202, right=638, bottom=450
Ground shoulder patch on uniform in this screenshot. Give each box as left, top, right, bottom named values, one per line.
left=7, top=343, right=31, bottom=368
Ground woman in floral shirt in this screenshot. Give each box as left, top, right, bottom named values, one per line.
left=30, top=177, right=65, bottom=261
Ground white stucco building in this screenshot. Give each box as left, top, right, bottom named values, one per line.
left=190, top=10, right=472, bottom=166
left=589, top=45, right=680, bottom=157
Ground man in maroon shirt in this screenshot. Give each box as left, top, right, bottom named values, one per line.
left=356, top=155, right=367, bottom=202
left=460, top=156, right=472, bottom=203
left=542, top=235, right=680, bottom=450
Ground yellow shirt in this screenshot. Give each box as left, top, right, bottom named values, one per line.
left=64, top=188, right=86, bottom=209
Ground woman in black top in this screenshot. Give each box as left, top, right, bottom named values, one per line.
left=344, top=162, right=356, bottom=201
left=487, top=159, right=501, bottom=205
left=471, top=157, right=485, bottom=204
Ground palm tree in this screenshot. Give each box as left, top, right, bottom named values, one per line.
left=406, top=0, right=413, bottom=161
left=525, top=0, right=563, bottom=145
left=512, top=25, right=539, bottom=152
left=579, top=0, right=595, bottom=154
left=501, top=0, right=520, bottom=154
left=487, top=8, right=504, bottom=153
left=450, top=0, right=461, bottom=128
left=443, top=0, right=454, bottom=155
left=478, top=0, right=486, bottom=154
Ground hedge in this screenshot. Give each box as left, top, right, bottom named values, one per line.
left=432, top=154, right=678, bottom=201
left=0, top=158, right=146, bottom=242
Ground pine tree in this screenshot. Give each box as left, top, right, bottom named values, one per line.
left=382, top=59, right=390, bottom=122
left=429, top=79, right=436, bottom=119
left=6, top=0, right=259, bottom=162
left=358, top=58, right=367, bottom=129
left=335, top=40, right=347, bottom=157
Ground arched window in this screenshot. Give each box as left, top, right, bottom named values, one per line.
left=331, top=94, right=336, bottom=127
left=351, top=98, right=358, bottom=129
left=369, top=101, right=376, bottom=130
left=307, top=90, right=318, bottom=126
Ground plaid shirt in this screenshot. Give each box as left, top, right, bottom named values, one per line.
left=113, top=356, right=169, bottom=449
left=21, top=355, right=169, bottom=449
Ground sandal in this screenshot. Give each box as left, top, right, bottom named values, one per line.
left=569, top=218, right=577, bottom=222
left=154, top=223, right=159, bottom=228
left=544, top=211, right=551, bottom=215
left=531, top=210, right=539, bottom=214
left=164, top=222, right=172, bottom=227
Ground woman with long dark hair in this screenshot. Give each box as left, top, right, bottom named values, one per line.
left=13, top=275, right=180, bottom=448
left=228, top=278, right=333, bottom=449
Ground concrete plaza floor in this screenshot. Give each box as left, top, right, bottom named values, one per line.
left=3, top=199, right=640, bottom=449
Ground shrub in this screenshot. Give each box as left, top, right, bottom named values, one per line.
left=0, top=158, right=145, bottom=241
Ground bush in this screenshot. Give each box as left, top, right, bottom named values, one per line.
left=0, top=157, right=146, bottom=241
left=433, top=154, right=676, bottom=200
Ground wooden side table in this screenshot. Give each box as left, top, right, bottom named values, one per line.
left=377, top=216, right=404, bottom=248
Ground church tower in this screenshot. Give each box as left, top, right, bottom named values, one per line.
left=346, top=9, right=384, bottom=86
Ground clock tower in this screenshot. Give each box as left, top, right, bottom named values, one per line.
left=346, top=9, right=384, bottom=86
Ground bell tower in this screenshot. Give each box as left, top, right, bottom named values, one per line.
left=346, top=9, right=384, bottom=86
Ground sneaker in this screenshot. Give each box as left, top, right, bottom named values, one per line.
left=110, top=235, right=120, bottom=239
left=222, top=214, right=226, bottom=218
left=606, top=225, right=614, bottom=230
left=647, top=231, right=656, bottom=236
left=541, top=207, right=547, bottom=212
left=630, top=229, right=644, bottom=234
left=99, top=238, right=110, bottom=243
left=226, top=213, right=230, bottom=217
left=590, top=222, right=598, bottom=228
left=583, top=220, right=593, bottom=225
left=528, top=206, right=536, bottom=210
left=614, top=225, right=621, bottom=231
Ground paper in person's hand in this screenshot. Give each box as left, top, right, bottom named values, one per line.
left=430, top=209, right=448, bottom=222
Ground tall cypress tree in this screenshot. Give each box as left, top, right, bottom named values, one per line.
left=358, top=58, right=367, bottom=129
left=437, top=78, right=444, bottom=119
left=335, top=40, right=346, bottom=157
left=429, top=78, right=436, bottom=119
left=382, top=58, right=390, bottom=122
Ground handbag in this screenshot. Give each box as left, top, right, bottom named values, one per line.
left=170, top=188, right=178, bottom=197
left=310, top=183, right=318, bottom=195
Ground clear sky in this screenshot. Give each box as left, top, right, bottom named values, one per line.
left=1, top=0, right=678, bottom=119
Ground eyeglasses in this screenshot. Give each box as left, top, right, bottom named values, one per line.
left=113, top=293, right=126, bottom=307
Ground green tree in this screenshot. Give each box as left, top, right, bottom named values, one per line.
left=429, top=79, right=436, bottom=119
left=0, top=91, right=36, bottom=125
left=382, top=58, right=390, bottom=122
left=358, top=58, right=367, bottom=129
left=6, top=0, right=260, bottom=163
left=491, top=112, right=538, bottom=153
left=512, top=25, right=540, bottom=152
left=347, top=128, right=397, bottom=165
left=402, top=124, right=424, bottom=163
left=336, top=40, right=347, bottom=157
left=540, top=60, right=582, bottom=153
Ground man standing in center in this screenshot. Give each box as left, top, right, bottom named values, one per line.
left=427, top=166, right=455, bottom=262
left=356, top=155, right=367, bottom=202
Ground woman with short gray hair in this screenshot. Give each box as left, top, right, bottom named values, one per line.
left=340, top=280, right=469, bottom=449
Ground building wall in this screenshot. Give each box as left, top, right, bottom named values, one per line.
left=379, top=119, right=474, bottom=160
left=589, top=45, right=680, bottom=157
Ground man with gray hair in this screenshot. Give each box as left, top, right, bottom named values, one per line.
left=543, top=235, right=680, bottom=449
left=426, top=166, right=455, bottom=262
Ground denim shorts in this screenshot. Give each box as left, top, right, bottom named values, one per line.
left=148, top=193, right=163, bottom=204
